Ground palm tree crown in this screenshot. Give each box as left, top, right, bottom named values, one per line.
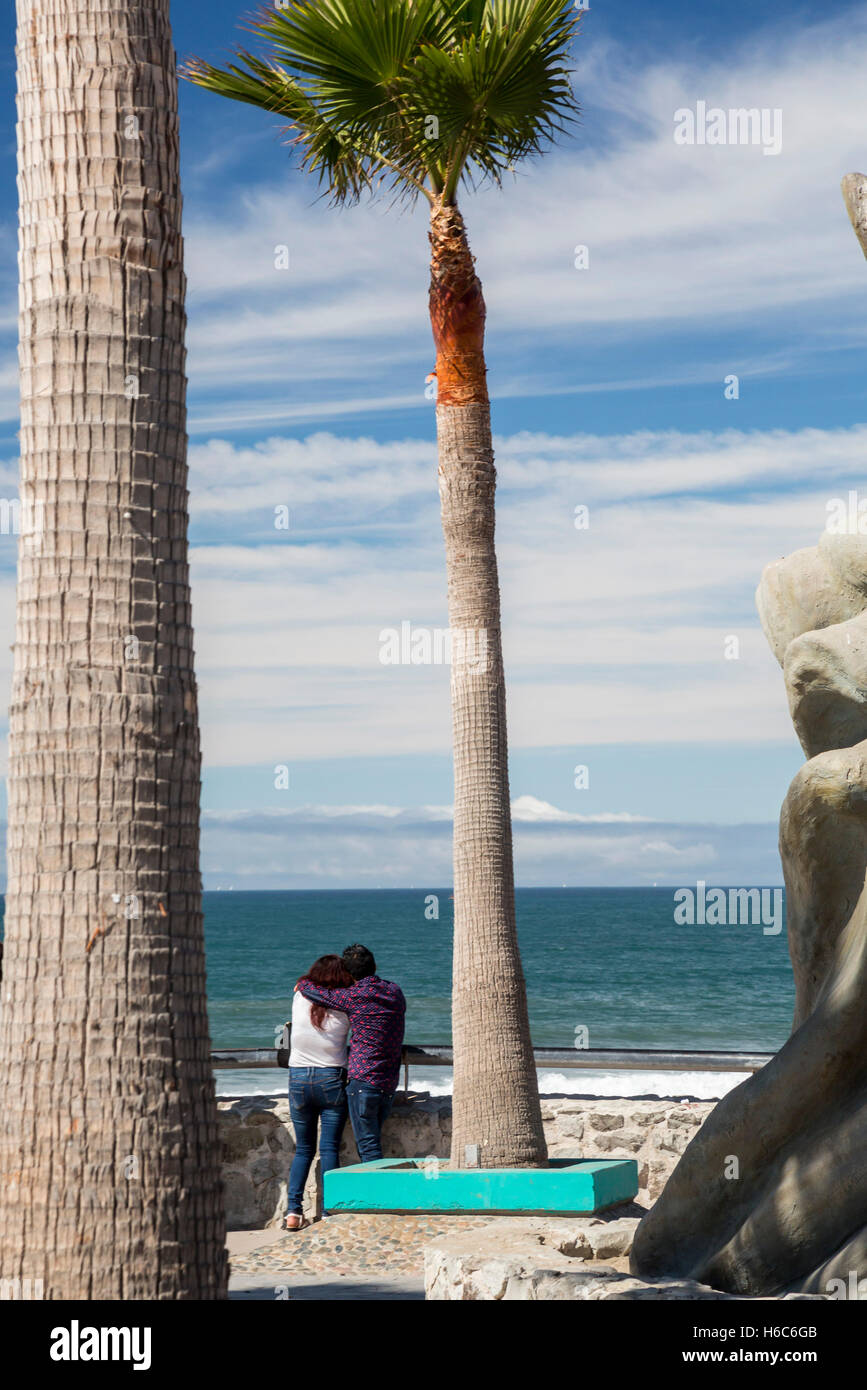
left=183, top=0, right=579, bottom=205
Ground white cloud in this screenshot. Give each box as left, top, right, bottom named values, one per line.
left=198, top=799, right=779, bottom=888
left=181, top=419, right=862, bottom=763
left=510, top=794, right=647, bottom=823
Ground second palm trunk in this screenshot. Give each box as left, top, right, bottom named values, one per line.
left=430, top=201, right=547, bottom=1169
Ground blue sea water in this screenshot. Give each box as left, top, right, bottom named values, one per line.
left=205, top=887, right=795, bottom=1100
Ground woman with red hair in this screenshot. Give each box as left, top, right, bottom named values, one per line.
left=284, top=954, right=354, bottom=1231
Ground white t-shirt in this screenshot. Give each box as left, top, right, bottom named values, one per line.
left=288, top=990, right=350, bottom=1068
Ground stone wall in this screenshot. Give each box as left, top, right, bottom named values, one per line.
left=541, top=1096, right=714, bottom=1204
left=422, top=1220, right=825, bottom=1300
left=219, top=1091, right=453, bottom=1228
left=218, top=1090, right=715, bottom=1230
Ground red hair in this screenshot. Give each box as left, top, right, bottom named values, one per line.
left=298, top=954, right=354, bottom=1031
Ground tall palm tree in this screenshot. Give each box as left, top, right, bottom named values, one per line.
left=185, top=0, right=579, bottom=1167
left=0, top=0, right=227, bottom=1297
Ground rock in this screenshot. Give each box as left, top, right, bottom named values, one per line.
left=644, top=1158, right=676, bottom=1200
left=756, top=543, right=864, bottom=667
left=785, top=611, right=867, bottom=758
left=591, top=1127, right=644, bottom=1155
left=841, top=172, right=867, bottom=262
left=545, top=1229, right=594, bottom=1259
left=588, top=1112, right=625, bottom=1132
left=546, top=1139, right=579, bottom=1159
left=246, top=1109, right=280, bottom=1129
left=588, top=1218, right=640, bottom=1260
left=629, top=1105, right=673, bottom=1127
left=423, top=1222, right=825, bottom=1300
left=632, top=503, right=867, bottom=1296
left=599, top=1278, right=743, bottom=1301
left=554, top=1113, right=584, bottom=1140
left=657, top=1127, right=695, bottom=1155
left=248, top=1154, right=281, bottom=1186
left=667, top=1106, right=703, bottom=1128
left=221, top=1126, right=262, bottom=1163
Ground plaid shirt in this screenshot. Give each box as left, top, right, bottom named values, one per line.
left=298, top=975, right=406, bottom=1092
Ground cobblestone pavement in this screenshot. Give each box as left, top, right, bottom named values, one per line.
left=229, top=1213, right=544, bottom=1282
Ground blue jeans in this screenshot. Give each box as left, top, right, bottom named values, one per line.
left=346, top=1078, right=395, bottom=1163
left=287, top=1067, right=348, bottom=1215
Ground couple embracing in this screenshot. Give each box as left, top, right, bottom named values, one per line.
left=284, top=943, right=406, bottom=1231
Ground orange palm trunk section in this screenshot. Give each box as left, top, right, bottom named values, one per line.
left=428, top=201, right=489, bottom=407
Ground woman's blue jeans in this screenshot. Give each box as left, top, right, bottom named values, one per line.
left=287, top=1066, right=348, bottom=1215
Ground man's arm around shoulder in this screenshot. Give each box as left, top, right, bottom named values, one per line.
left=298, top=979, right=357, bottom=1010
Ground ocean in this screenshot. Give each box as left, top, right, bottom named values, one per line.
left=205, top=887, right=794, bottom=1102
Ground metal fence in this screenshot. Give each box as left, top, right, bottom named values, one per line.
left=212, top=1044, right=773, bottom=1092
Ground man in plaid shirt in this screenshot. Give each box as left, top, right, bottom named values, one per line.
left=298, top=943, right=406, bottom=1162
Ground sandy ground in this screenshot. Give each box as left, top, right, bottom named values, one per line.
left=227, top=1212, right=634, bottom=1301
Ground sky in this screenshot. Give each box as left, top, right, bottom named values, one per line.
left=0, top=0, right=866, bottom=886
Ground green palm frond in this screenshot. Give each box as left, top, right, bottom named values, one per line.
left=184, top=50, right=375, bottom=200
left=182, top=0, right=581, bottom=205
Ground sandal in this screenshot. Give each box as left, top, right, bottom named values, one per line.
left=282, top=1213, right=307, bottom=1232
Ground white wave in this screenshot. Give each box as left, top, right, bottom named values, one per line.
left=408, top=1066, right=748, bottom=1101
left=215, top=1065, right=749, bottom=1102
left=216, top=1070, right=286, bottom=1099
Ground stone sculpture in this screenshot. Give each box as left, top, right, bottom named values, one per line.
left=631, top=176, right=867, bottom=1298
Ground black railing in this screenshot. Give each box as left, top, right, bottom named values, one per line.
left=212, top=1044, right=773, bottom=1080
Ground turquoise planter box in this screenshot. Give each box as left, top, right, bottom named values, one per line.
left=324, top=1157, right=638, bottom=1214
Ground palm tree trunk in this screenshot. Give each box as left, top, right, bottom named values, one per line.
left=429, top=200, right=547, bottom=1169
left=0, top=0, right=227, bottom=1298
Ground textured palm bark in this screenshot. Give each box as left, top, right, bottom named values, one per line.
left=0, top=0, right=227, bottom=1298
left=630, top=181, right=867, bottom=1297
left=430, top=201, right=547, bottom=1169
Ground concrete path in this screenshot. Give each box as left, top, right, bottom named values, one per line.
left=227, top=1226, right=424, bottom=1300
left=226, top=1215, right=518, bottom=1301
left=226, top=1212, right=635, bottom=1301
